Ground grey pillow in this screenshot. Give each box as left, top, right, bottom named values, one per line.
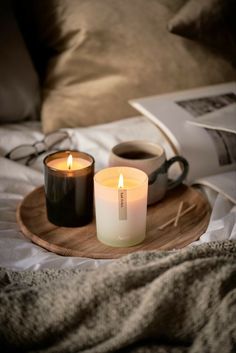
left=0, top=0, right=40, bottom=123
left=168, top=0, right=236, bottom=65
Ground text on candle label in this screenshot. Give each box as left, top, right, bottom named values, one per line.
left=118, top=189, right=127, bottom=220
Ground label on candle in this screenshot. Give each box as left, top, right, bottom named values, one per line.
left=118, top=189, right=127, bottom=220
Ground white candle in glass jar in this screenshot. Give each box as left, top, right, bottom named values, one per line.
left=94, top=167, right=148, bottom=247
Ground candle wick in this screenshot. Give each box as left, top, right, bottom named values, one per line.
left=67, top=154, right=73, bottom=170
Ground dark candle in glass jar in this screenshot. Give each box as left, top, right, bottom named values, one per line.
left=43, top=150, right=94, bottom=227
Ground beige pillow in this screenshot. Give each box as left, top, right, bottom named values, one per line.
left=31, top=0, right=236, bottom=133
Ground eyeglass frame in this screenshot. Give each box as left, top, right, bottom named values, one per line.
left=5, top=130, right=71, bottom=166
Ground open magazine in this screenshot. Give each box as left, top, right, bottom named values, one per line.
left=130, top=82, right=236, bottom=204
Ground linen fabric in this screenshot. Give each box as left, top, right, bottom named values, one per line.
left=0, top=240, right=236, bottom=352
left=20, top=0, right=236, bottom=133
left=0, top=0, right=40, bottom=123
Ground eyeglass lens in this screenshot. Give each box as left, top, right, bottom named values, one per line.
left=44, top=131, right=69, bottom=148
left=9, top=145, right=37, bottom=160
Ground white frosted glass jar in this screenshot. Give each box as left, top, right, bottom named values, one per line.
left=94, top=167, right=148, bottom=247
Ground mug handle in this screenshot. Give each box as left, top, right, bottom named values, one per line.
left=166, top=156, right=189, bottom=190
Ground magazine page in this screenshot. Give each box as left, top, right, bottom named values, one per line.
left=130, top=82, right=236, bottom=183
left=186, top=103, right=236, bottom=134
left=193, top=171, right=236, bottom=204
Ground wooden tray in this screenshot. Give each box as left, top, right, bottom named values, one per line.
left=17, top=185, right=210, bottom=259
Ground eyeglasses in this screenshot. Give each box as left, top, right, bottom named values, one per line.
left=5, top=130, right=71, bottom=166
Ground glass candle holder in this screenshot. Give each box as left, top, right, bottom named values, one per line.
left=44, top=150, right=94, bottom=227
left=94, top=166, right=148, bottom=247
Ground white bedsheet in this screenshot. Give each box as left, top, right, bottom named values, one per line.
left=0, top=117, right=235, bottom=270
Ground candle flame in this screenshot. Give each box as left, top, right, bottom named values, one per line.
left=67, top=154, right=73, bottom=170
left=118, top=173, right=124, bottom=188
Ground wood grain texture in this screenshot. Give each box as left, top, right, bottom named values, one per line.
left=16, top=185, right=211, bottom=259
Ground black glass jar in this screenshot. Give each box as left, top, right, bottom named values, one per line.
left=44, top=150, right=94, bottom=227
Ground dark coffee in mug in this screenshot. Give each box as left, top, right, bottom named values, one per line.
left=118, top=150, right=157, bottom=160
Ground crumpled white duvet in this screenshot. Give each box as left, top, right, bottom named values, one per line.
left=0, top=117, right=235, bottom=270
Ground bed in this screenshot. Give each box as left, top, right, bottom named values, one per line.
left=0, top=117, right=236, bottom=353
left=0, top=116, right=235, bottom=270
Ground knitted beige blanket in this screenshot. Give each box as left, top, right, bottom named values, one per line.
left=0, top=240, right=236, bottom=353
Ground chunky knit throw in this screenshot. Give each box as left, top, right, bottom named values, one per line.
left=0, top=240, right=236, bottom=353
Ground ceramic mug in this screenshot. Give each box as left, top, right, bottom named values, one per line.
left=109, top=140, right=189, bottom=205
